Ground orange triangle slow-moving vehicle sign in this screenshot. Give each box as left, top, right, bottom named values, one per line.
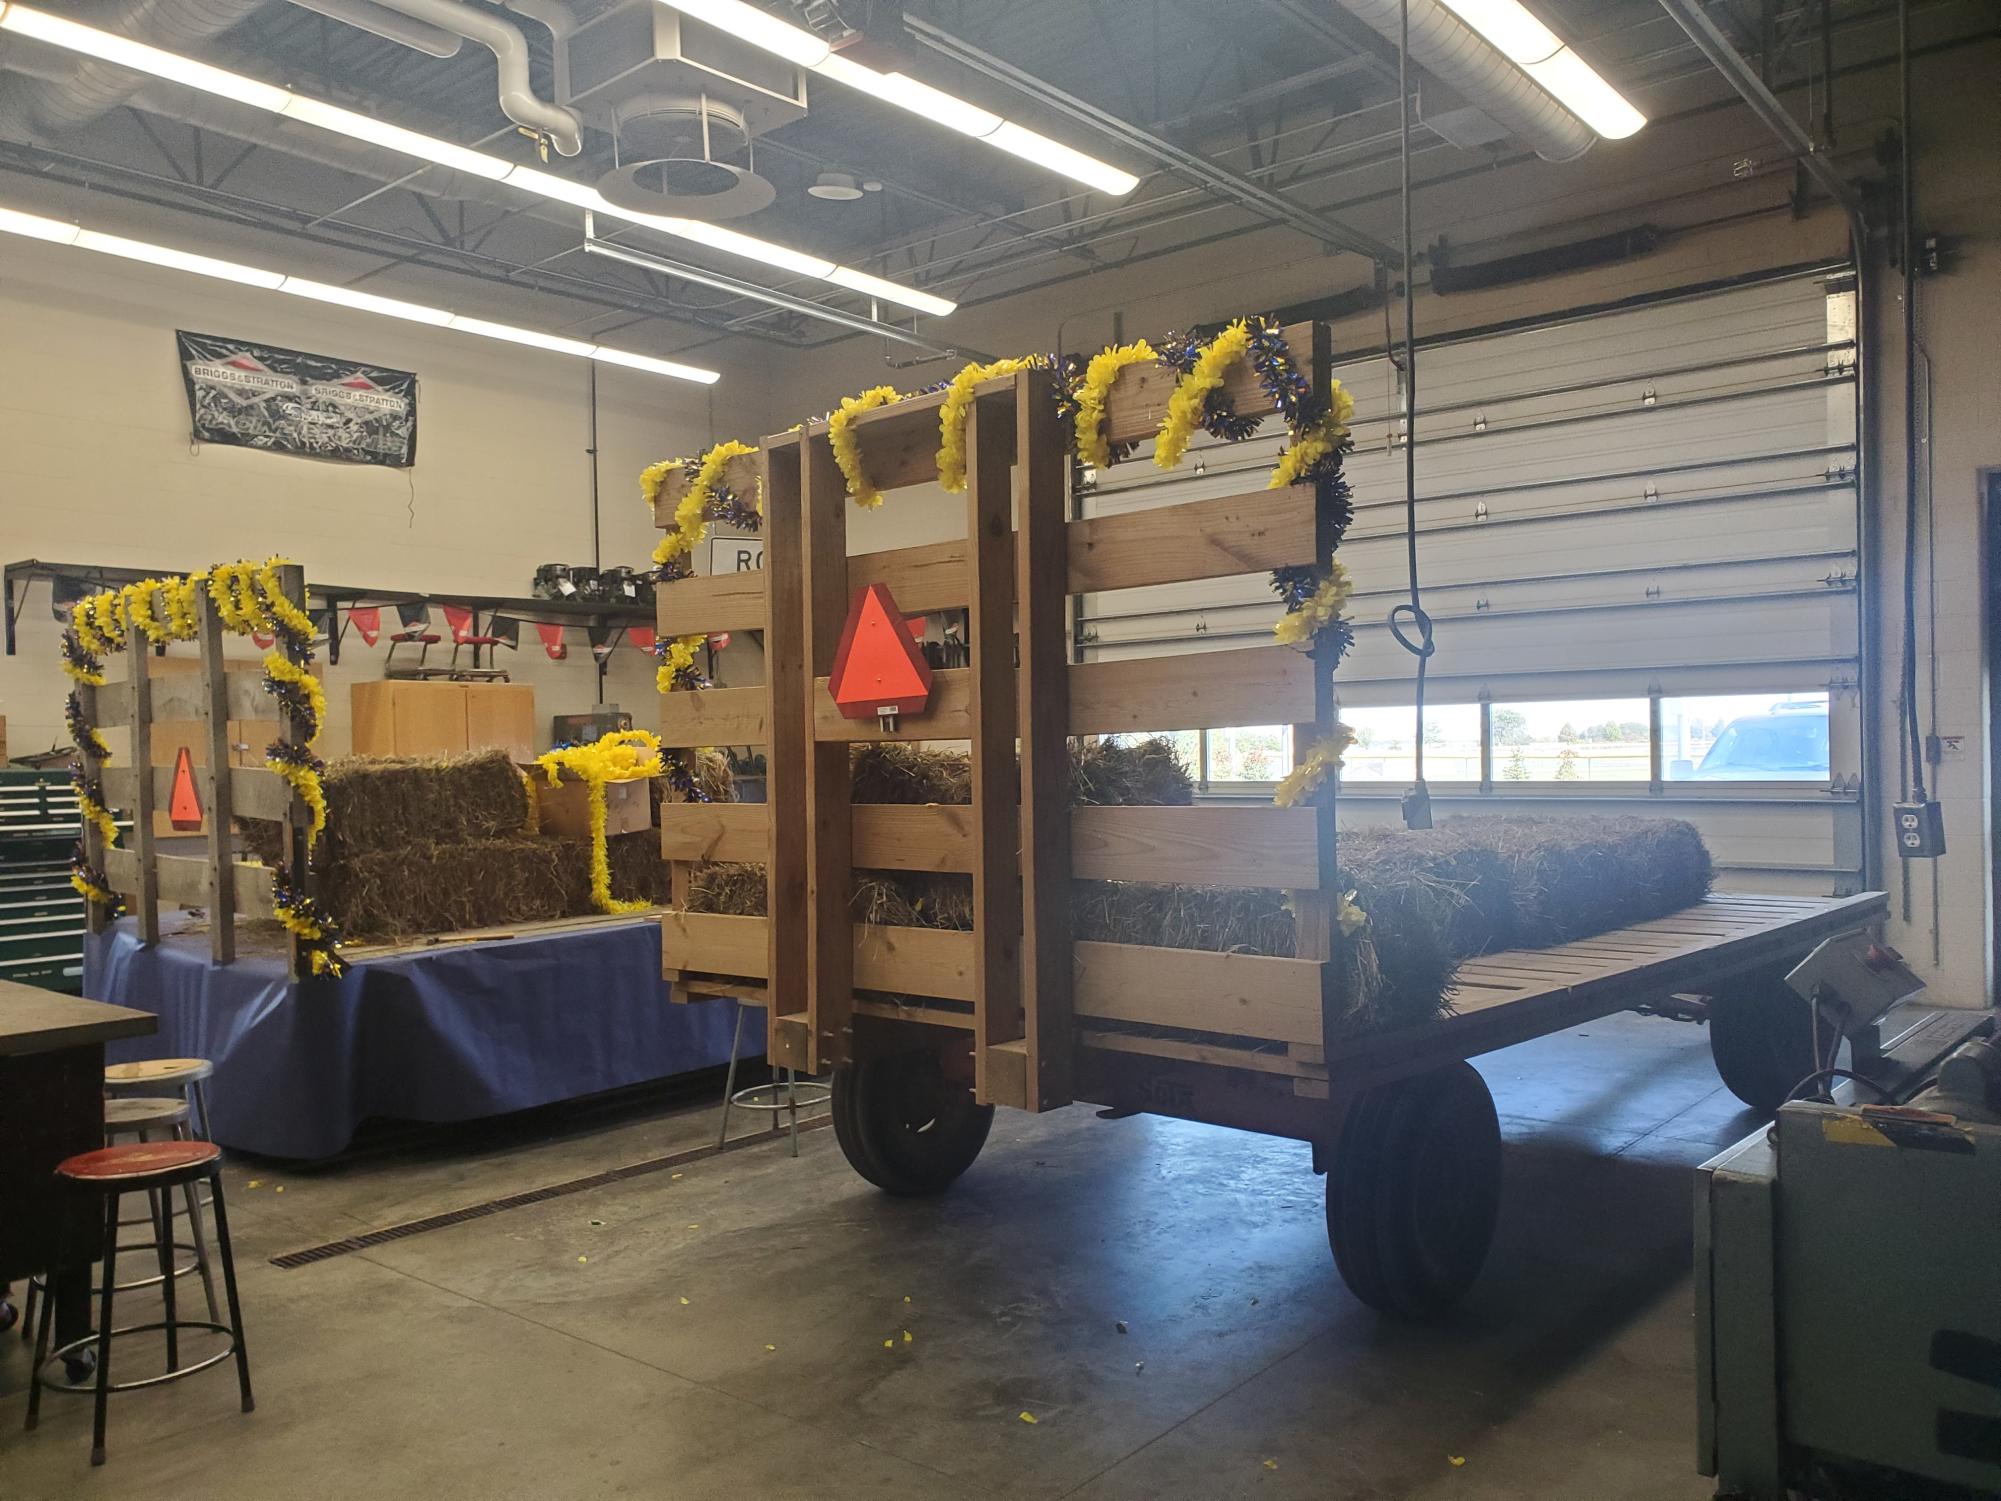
left=168, top=746, right=203, bottom=831
left=828, top=583, right=933, bottom=721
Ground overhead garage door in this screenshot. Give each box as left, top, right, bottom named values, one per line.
left=1077, top=268, right=1863, bottom=895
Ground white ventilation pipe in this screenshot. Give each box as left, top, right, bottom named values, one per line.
left=1334, top=0, right=1595, bottom=162
left=360, top=0, right=584, bottom=155
left=0, top=0, right=266, bottom=138
left=287, top=0, right=464, bottom=58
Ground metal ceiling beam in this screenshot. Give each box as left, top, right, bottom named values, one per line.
left=901, top=16, right=1397, bottom=263
left=1656, top=0, right=1864, bottom=220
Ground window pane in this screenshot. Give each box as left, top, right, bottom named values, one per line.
left=1662, top=692, right=1829, bottom=782
left=1493, top=698, right=1652, bottom=782
left=1340, top=705, right=1482, bottom=783
left=1207, top=725, right=1291, bottom=783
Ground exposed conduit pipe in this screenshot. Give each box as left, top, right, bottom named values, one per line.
left=1330, top=0, right=1596, bottom=161
left=360, top=0, right=584, bottom=155
left=0, top=0, right=266, bottom=140
left=286, top=0, right=464, bottom=58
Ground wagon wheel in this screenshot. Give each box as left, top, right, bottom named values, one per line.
left=1708, top=963, right=1838, bottom=1114
left=832, top=1048, right=994, bottom=1197
left=1325, top=1062, right=1502, bottom=1318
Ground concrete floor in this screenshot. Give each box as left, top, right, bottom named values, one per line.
left=0, top=1011, right=1762, bottom=1501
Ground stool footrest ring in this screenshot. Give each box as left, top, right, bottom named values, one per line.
left=39, top=1323, right=240, bottom=1394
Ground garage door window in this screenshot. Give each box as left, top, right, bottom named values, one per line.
left=1662, top=693, right=1829, bottom=783
left=1342, top=705, right=1483, bottom=783
left=1492, top=698, right=1652, bottom=782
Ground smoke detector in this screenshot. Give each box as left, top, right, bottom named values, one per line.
left=808, top=171, right=865, bottom=201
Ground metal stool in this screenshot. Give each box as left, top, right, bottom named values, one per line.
left=20, top=1095, right=221, bottom=1344
left=104, top=1058, right=214, bottom=1140
left=715, top=1006, right=829, bottom=1157
left=25, top=1140, right=253, bottom=1466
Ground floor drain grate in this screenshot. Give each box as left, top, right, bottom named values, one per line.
left=268, top=1114, right=830, bottom=1269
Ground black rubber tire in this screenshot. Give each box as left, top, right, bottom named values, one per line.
left=1325, top=1062, right=1503, bottom=1318
left=831, top=1049, right=994, bottom=1197
left=1709, top=966, right=1833, bottom=1114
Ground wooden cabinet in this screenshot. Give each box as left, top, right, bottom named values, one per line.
left=351, top=681, right=535, bottom=760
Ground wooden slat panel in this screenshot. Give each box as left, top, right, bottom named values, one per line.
left=761, top=433, right=811, bottom=1071
left=196, top=591, right=236, bottom=963
left=662, top=910, right=770, bottom=978
left=1070, top=805, right=1319, bottom=888
left=651, top=452, right=760, bottom=530
left=126, top=643, right=160, bottom=944
left=1073, top=941, right=1324, bottom=1045
left=802, top=433, right=857, bottom=1070
left=852, top=804, right=974, bottom=872
left=102, top=850, right=274, bottom=920
left=812, top=668, right=975, bottom=742
left=850, top=539, right=972, bottom=616
left=1101, top=321, right=1312, bottom=448
left=854, top=923, right=975, bottom=1002
left=1069, top=645, right=1316, bottom=735
left=797, top=380, right=1016, bottom=494
left=656, top=571, right=767, bottom=637
left=95, top=668, right=270, bottom=729
left=1068, top=485, right=1317, bottom=593
left=660, top=802, right=769, bottom=863
left=659, top=684, right=767, bottom=747
left=102, top=764, right=291, bottom=824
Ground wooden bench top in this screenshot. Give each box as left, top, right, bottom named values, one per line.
left=0, top=981, right=157, bottom=1058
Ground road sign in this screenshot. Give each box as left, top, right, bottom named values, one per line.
left=828, top=584, right=932, bottom=729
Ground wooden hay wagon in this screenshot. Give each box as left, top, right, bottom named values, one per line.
left=649, top=327, right=1887, bottom=1316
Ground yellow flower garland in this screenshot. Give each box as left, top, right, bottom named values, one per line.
left=1155, top=320, right=1250, bottom=469
left=655, top=633, right=706, bottom=696
left=164, top=574, right=202, bottom=641
left=1074, top=340, right=1157, bottom=470
left=76, top=784, right=120, bottom=847
left=1337, top=890, right=1368, bottom=938
left=121, top=580, right=170, bottom=646
left=652, top=440, right=760, bottom=572
left=1270, top=378, right=1356, bottom=489
left=90, top=590, right=128, bottom=653
left=827, top=385, right=901, bottom=509
left=1273, top=723, right=1357, bottom=809
left=255, top=556, right=317, bottom=643
left=535, top=729, right=666, bottom=915
left=639, top=457, right=680, bottom=510
left=938, top=356, right=1045, bottom=492
left=1273, top=558, right=1353, bottom=647
left=71, top=867, right=119, bottom=908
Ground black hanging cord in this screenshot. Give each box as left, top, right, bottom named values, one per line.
left=1391, top=0, right=1435, bottom=829
left=1896, top=0, right=1926, bottom=805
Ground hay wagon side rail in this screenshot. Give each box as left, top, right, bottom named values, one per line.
left=653, top=325, right=1345, bottom=1114
left=78, top=565, right=315, bottom=976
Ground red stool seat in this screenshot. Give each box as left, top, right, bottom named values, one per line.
left=59, top=1141, right=220, bottom=1182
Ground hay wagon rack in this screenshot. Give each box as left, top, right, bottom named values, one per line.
left=648, top=326, right=1888, bottom=1315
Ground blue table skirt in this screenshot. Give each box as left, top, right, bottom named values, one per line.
left=84, top=914, right=757, bottom=1160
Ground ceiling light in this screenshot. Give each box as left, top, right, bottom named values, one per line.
left=0, top=202, right=720, bottom=384
left=1432, top=0, right=1646, bottom=139
left=807, top=171, right=866, bottom=202
left=648, top=0, right=1138, bottom=196
left=0, top=3, right=291, bottom=112
left=0, top=4, right=952, bottom=317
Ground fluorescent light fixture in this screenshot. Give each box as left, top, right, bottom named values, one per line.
left=0, top=2, right=291, bottom=112
left=655, top=0, right=830, bottom=67
left=74, top=229, right=287, bottom=288
left=648, top=0, right=1140, bottom=196
left=281, top=277, right=453, bottom=326
left=280, top=96, right=513, bottom=180
left=0, top=4, right=953, bottom=316
left=0, top=202, right=720, bottom=384
left=1432, top=0, right=1646, bottom=139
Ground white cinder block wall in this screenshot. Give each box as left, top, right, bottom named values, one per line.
left=0, top=230, right=768, bottom=758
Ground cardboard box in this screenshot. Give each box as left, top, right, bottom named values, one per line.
left=535, top=774, right=651, bottom=840
left=464, top=683, right=537, bottom=762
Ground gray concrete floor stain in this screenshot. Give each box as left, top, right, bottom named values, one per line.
left=0, top=1011, right=1753, bottom=1500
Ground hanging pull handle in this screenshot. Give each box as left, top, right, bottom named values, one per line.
left=1388, top=601, right=1436, bottom=660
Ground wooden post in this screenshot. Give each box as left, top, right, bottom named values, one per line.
left=762, top=434, right=814, bottom=1071
left=964, top=390, right=1024, bottom=1106
left=1292, top=323, right=1344, bottom=1087
left=801, top=433, right=854, bottom=1072
left=126, top=642, right=160, bottom=945
left=196, top=585, right=235, bottom=965
left=75, top=682, right=108, bottom=937
left=1015, top=369, right=1075, bottom=1110
left=273, top=563, right=308, bottom=980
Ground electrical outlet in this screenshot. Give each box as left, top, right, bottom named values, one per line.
left=1893, top=800, right=1946, bottom=858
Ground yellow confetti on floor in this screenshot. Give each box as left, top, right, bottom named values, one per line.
left=764, top=1344, right=776, bottom=1352
left=273, top=1185, right=285, bottom=1193
left=688, top=1224, right=700, bottom=1230
left=1263, top=1459, right=1278, bottom=1470
left=902, top=1330, right=913, bottom=1343
left=577, top=1256, right=588, bottom=1264
left=1448, top=1456, right=1466, bottom=1467
left=678, top=1297, right=691, bottom=1306
left=246, top=1180, right=261, bottom=1189
left=1018, top=1412, right=1038, bottom=1425
left=883, top=1339, right=894, bottom=1349
left=903, top=1295, right=912, bottom=1303
left=671, top=1172, right=683, bottom=1180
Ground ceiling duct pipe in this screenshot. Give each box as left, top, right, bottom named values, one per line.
left=0, top=0, right=267, bottom=139
left=286, top=0, right=465, bottom=58
left=361, top=0, right=584, bottom=155
left=1331, top=0, right=1595, bottom=162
